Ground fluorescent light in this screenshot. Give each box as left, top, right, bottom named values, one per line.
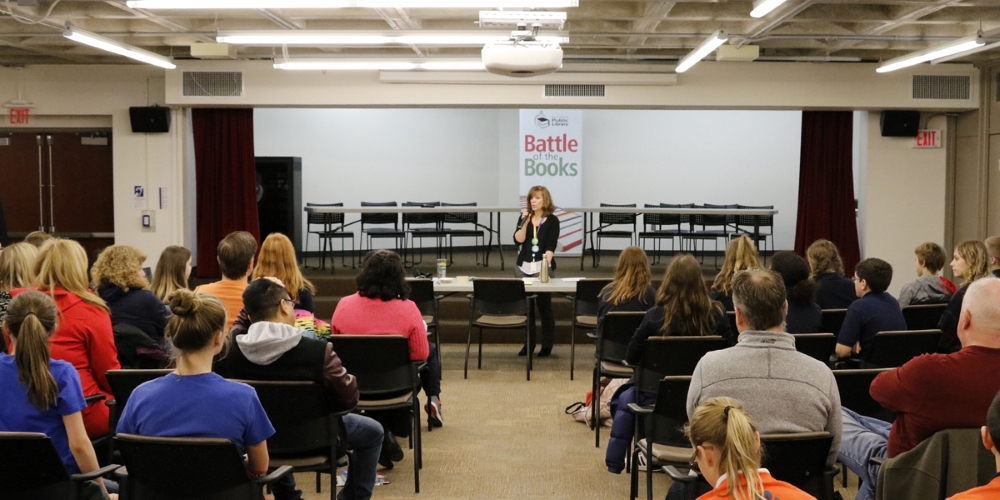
left=750, top=0, right=787, bottom=18
left=877, top=34, right=985, bottom=73
left=128, top=0, right=578, bottom=8
left=274, top=59, right=486, bottom=70
left=217, top=30, right=568, bottom=46
left=63, top=25, right=176, bottom=69
left=931, top=39, right=1000, bottom=64
left=675, top=30, right=727, bottom=73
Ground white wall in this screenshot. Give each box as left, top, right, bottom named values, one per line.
left=254, top=108, right=802, bottom=253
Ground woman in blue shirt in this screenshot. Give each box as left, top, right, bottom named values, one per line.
left=0, top=291, right=114, bottom=500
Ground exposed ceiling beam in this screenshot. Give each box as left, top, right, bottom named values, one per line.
left=374, top=7, right=423, bottom=56
left=823, top=0, right=967, bottom=54
left=257, top=9, right=303, bottom=30
left=624, top=2, right=677, bottom=55
left=101, top=1, right=214, bottom=43
left=0, top=36, right=90, bottom=63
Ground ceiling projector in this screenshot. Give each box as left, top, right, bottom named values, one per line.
left=482, top=39, right=563, bottom=77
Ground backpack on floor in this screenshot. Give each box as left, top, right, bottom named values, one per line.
left=565, top=378, right=626, bottom=428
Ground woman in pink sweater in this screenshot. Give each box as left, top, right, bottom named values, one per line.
left=331, top=249, right=442, bottom=430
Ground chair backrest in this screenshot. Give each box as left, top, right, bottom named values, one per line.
left=406, top=278, right=437, bottom=317
left=573, top=279, right=612, bottom=317
left=116, top=433, right=257, bottom=500
left=703, top=203, right=737, bottom=227
left=863, top=329, right=942, bottom=368
left=792, top=333, right=838, bottom=363
left=760, top=432, right=833, bottom=498
left=735, top=204, right=774, bottom=228
left=660, top=203, right=694, bottom=227
left=724, top=311, right=738, bottom=334
left=833, top=368, right=895, bottom=422
left=902, top=303, right=948, bottom=331
left=441, top=202, right=478, bottom=225
left=820, top=308, right=848, bottom=336
left=647, top=376, right=693, bottom=449
left=306, top=202, right=345, bottom=226
left=596, top=311, right=646, bottom=364
left=635, top=336, right=728, bottom=392
left=360, top=201, right=398, bottom=226
left=471, top=279, right=528, bottom=316
left=106, top=369, right=173, bottom=413
left=0, top=432, right=75, bottom=500
left=402, top=201, right=442, bottom=226
left=112, top=324, right=169, bottom=369
left=238, top=380, right=336, bottom=456
left=328, top=335, right=416, bottom=398
left=598, top=203, right=637, bottom=226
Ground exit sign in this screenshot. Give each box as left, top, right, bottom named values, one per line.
left=914, top=130, right=941, bottom=148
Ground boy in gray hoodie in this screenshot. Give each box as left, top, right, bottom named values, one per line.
left=898, top=242, right=956, bottom=307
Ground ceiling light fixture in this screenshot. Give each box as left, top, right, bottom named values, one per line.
left=931, top=39, right=1000, bottom=64
left=750, top=0, right=787, bottom=18
left=63, top=24, right=176, bottom=69
left=274, top=59, right=486, bottom=70
left=128, top=0, right=578, bottom=8
left=876, top=33, right=985, bottom=73
left=675, top=30, right=727, bottom=73
left=217, top=30, right=568, bottom=45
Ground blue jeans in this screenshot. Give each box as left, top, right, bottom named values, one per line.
left=837, top=407, right=891, bottom=500
left=339, top=413, right=384, bottom=500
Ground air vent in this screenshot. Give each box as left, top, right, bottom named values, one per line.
left=912, top=75, right=970, bottom=100
left=182, top=71, right=244, bottom=97
left=544, top=84, right=605, bottom=97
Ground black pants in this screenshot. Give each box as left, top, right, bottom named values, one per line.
left=420, top=343, right=442, bottom=397
left=516, top=268, right=555, bottom=349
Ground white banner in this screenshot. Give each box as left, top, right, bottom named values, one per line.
left=519, top=109, right=583, bottom=254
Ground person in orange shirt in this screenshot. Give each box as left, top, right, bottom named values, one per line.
left=687, top=397, right=815, bottom=500
left=194, top=231, right=256, bottom=333
left=947, top=391, right=1000, bottom=500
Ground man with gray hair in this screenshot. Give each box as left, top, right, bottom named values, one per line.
left=838, top=277, right=1000, bottom=500
left=687, top=268, right=842, bottom=465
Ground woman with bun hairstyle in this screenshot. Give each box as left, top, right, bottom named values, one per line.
left=116, top=289, right=274, bottom=477
left=770, top=251, right=822, bottom=334
left=686, top=397, right=813, bottom=500
left=710, top=235, right=761, bottom=311
left=6, top=239, right=120, bottom=438
left=252, top=233, right=316, bottom=312
left=513, top=185, right=561, bottom=357
left=150, top=246, right=192, bottom=304
left=91, top=245, right=170, bottom=341
left=0, top=291, right=115, bottom=500
left=937, top=240, right=992, bottom=351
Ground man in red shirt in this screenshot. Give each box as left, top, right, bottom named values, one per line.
left=947, top=391, right=1000, bottom=499
left=838, top=277, right=1000, bottom=500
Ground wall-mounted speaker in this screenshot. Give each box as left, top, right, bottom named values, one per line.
left=129, top=106, right=171, bottom=133
left=880, top=110, right=920, bottom=137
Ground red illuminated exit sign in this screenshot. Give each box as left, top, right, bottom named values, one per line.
left=914, top=130, right=941, bottom=148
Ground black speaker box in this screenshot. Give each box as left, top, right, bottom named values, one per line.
left=129, top=106, right=171, bottom=133
left=880, top=110, right=920, bottom=137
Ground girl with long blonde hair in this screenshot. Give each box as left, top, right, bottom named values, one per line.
left=0, top=242, right=39, bottom=326
left=150, top=246, right=192, bottom=303
left=91, top=245, right=170, bottom=341
left=938, top=240, right=993, bottom=351
left=806, top=239, right=857, bottom=309
left=251, top=233, right=316, bottom=312
left=597, top=246, right=657, bottom=339
left=711, top=235, right=761, bottom=311
left=686, top=397, right=812, bottom=500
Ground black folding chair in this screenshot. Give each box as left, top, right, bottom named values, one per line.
left=105, top=368, right=172, bottom=463
left=402, top=201, right=446, bottom=266
left=590, top=311, right=645, bottom=448
left=638, top=204, right=688, bottom=265
left=593, top=203, right=637, bottom=267
left=465, top=279, right=534, bottom=381
left=360, top=201, right=406, bottom=258
left=792, top=333, right=838, bottom=364
left=567, top=278, right=612, bottom=381
left=902, top=303, right=948, bottom=331
left=821, top=308, right=849, bottom=337
left=630, top=376, right=693, bottom=500
left=0, top=432, right=119, bottom=500
left=305, top=202, right=355, bottom=270
left=115, top=433, right=292, bottom=500
left=685, top=205, right=731, bottom=269
left=735, top=204, right=774, bottom=262
left=441, top=202, right=486, bottom=265
left=407, top=278, right=442, bottom=369
left=329, top=335, right=424, bottom=493
left=862, top=329, right=942, bottom=368
left=832, top=368, right=895, bottom=487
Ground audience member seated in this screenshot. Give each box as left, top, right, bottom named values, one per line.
left=898, top=242, right=956, bottom=307
left=150, top=245, right=192, bottom=303
left=216, top=278, right=382, bottom=500
left=330, top=250, right=443, bottom=453
left=596, top=246, right=656, bottom=331
left=687, top=268, right=841, bottom=466
left=252, top=233, right=316, bottom=313
left=684, top=397, right=815, bottom=500
left=946, top=390, right=1000, bottom=500
left=91, top=245, right=169, bottom=341
left=604, top=253, right=734, bottom=474
left=709, top=235, right=760, bottom=311
left=0, top=291, right=116, bottom=500
left=770, top=250, right=822, bottom=333
left=0, top=242, right=38, bottom=329
left=195, top=231, right=257, bottom=333
left=24, top=230, right=53, bottom=248
left=7, top=239, right=119, bottom=438
left=808, top=239, right=857, bottom=309
left=987, top=236, right=1000, bottom=280
left=837, top=277, right=1000, bottom=500
left=834, top=258, right=906, bottom=360
left=117, top=290, right=274, bottom=479
left=938, top=241, right=991, bottom=352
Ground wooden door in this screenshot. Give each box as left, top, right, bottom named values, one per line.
left=0, top=133, right=46, bottom=232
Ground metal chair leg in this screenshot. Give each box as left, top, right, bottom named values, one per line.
left=464, top=321, right=473, bottom=379
left=570, top=326, right=575, bottom=380
left=594, top=366, right=601, bottom=448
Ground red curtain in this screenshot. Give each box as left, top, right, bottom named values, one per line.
left=794, top=111, right=861, bottom=276
left=193, top=109, right=259, bottom=278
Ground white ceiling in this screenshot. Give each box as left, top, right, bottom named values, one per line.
left=0, top=0, right=998, bottom=67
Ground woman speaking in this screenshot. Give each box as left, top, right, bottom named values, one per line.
left=513, top=185, right=561, bottom=357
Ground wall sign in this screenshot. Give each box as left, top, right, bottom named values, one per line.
left=914, top=130, right=941, bottom=149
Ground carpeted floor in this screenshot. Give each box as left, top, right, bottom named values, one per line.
left=289, top=344, right=860, bottom=500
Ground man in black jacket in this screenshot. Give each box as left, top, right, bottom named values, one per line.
left=216, top=277, right=383, bottom=500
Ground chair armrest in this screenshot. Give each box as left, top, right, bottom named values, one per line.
left=627, top=403, right=653, bottom=415
left=85, top=393, right=107, bottom=404
left=869, top=456, right=886, bottom=467
left=663, top=465, right=697, bottom=483
left=70, top=464, right=121, bottom=482
left=414, top=361, right=428, bottom=372
left=254, top=465, right=294, bottom=486
left=586, top=332, right=599, bottom=339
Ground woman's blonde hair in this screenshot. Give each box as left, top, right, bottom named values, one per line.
left=90, top=245, right=148, bottom=292
left=165, top=289, right=228, bottom=355
left=601, top=246, right=652, bottom=306
left=4, top=291, right=60, bottom=410
left=34, top=239, right=108, bottom=313
left=0, top=243, right=39, bottom=291
left=955, top=240, right=990, bottom=286
left=712, top=236, right=761, bottom=295
left=251, top=233, right=315, bottom=303
left=806, top=239, right=844, bottom=279
left=151, top=246, right=191, bottom=303
left=526, top=185, right=556, bottom=217
left=686, top=397, right=764, bottom=500
left=656, top=254, right=719, bottom=336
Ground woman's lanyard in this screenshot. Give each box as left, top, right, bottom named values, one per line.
left=530, top=216, right=547, bottom=260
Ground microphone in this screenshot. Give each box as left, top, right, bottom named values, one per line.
left=516, top=209, right=532, bottom=230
